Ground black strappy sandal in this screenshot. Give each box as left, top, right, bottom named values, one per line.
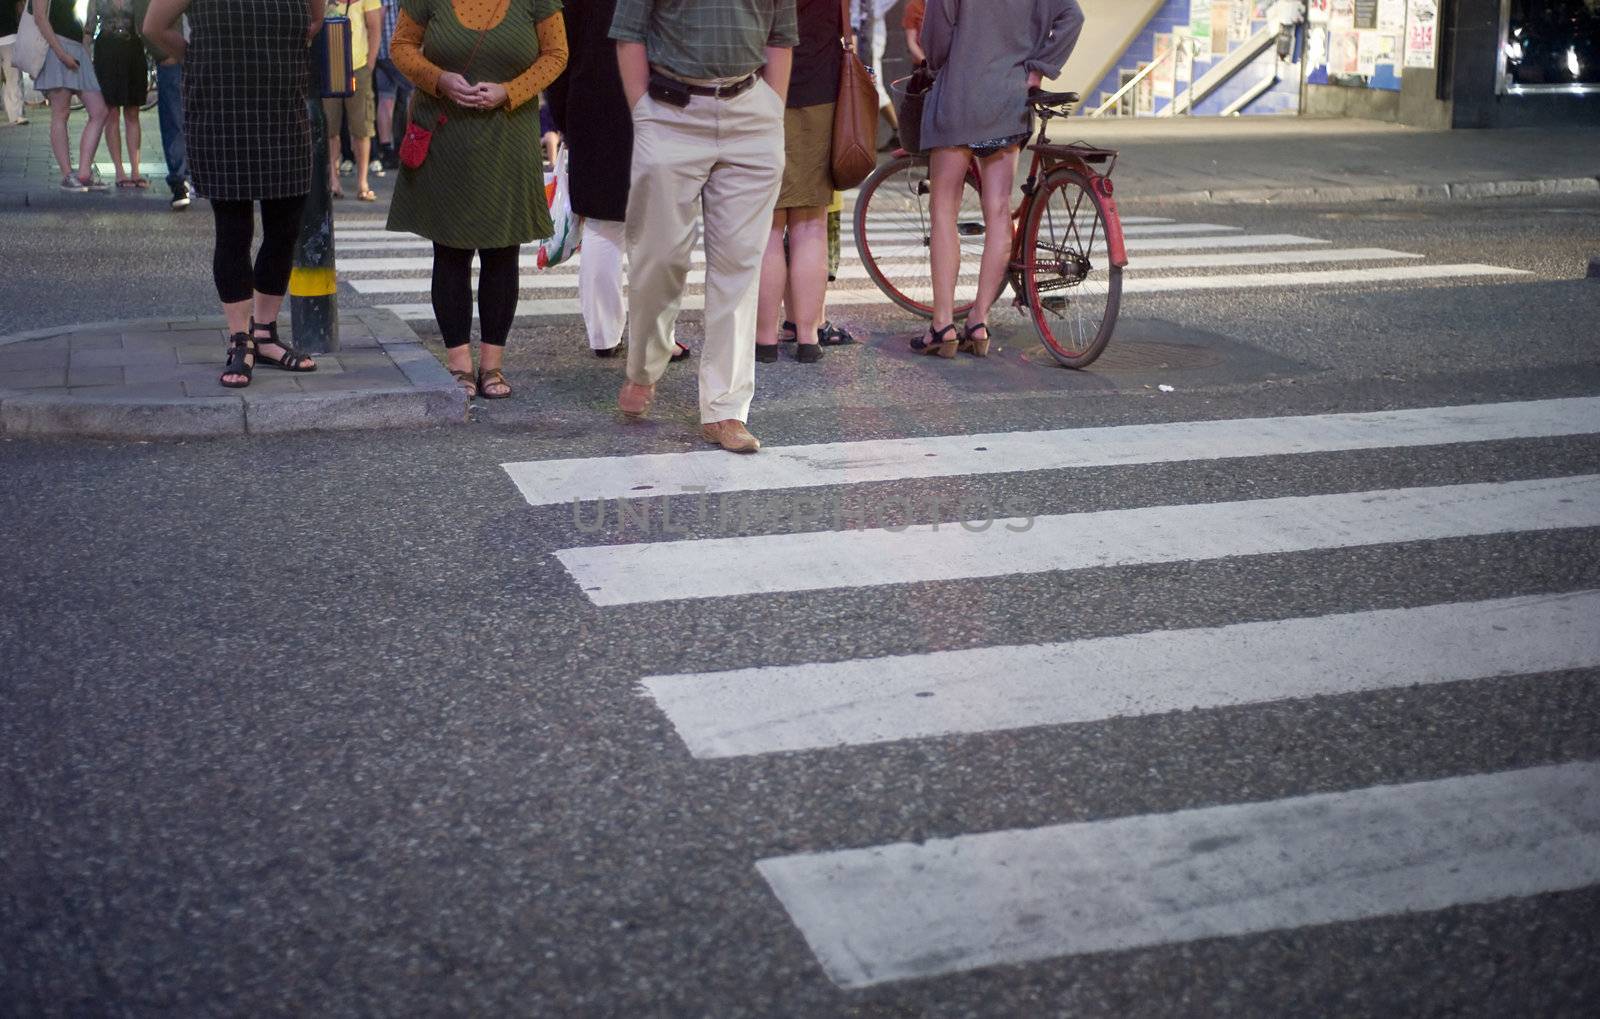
left=911, top=323, right=959, bottom=359
left=779, top=319, right=797, bottom=343
left=960, top=321, right=991, bottom=357
left=250, top=319, right=317, bottom=372
left=220, top=332, right=255, bottom=388
left=818, top=321, right=857, bottom=346
left=478, top=367, right=512, bottom=399
left=670, top=341, right=692, bottom=362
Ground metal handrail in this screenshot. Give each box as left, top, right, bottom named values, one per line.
left=1088, top=43, right=1177, bottom=117
left=1162, top=23, right=1279, bottom=116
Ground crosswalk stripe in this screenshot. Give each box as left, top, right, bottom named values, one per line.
left=384, top=263, right=1529, bottom=321
left=335, top=221, right=1231, bottom=243
left=348, top=248, right=1428, bottom=295
left=755, top=760, right=1600, bottom=988
left=643, top=590, right=1600, bottom=758
left=338, top=231, right=1336, bottom=272
left=554, top=475, right=1600, bottom=605
left=504, top=397, right=1600, bottom=507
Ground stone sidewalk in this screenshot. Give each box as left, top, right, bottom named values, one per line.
left=0, top=309, right=466, bottom=439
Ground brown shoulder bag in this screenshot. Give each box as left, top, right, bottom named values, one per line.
left=830, top=0, right=880, bottom=189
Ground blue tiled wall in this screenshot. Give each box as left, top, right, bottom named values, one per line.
left=1086, top=0, right=1300, bottom=117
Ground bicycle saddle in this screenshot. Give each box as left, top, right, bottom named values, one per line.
left=1029, top=89, right=1080, bottom=107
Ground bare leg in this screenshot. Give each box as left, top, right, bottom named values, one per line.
left=785, top=206, right=829, bottom=346
left=927, top=146, right=973, bottom=332
left=104, top=107, right=125, bottom=181
left=124, top=107, right=141, bottom=181
left=755, top=210, right=788, bottom=349
left=968, top=147, right=1020, bottom=327
left=47, top=90, right=72, bottom=177
left=75, top=90, right=109, bottom=184
left=354, top=136, right=371, bottom=194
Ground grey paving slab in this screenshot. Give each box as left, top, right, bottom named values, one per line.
left=1, top=368, right=69, bottom=389
left=66, top=366, right=125, bottom=388
left=69, top=348, right=142, bottom=369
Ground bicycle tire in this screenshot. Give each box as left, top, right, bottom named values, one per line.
left=852, top=153, right=981, bottom=320
left=1021, top=167, right=1122, bottom=369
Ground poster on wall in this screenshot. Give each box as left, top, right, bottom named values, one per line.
left=1330, top=30, right=1361, bottom=74
left=1211, top=2, right=1232, bottom=54
left=1189, top=0, right=1212, bottom=40
left=1153, top=34, right=1176, bottom=99
left=1136, top=63, right=1155, bottom=115
left=1174, top=28, right=1195, bottom=87
left=1308, top=0, right=1331, bottom=22
left=1404, top=0, right=1437, bottom=68
left=1377, top=0, right=1406, bottom=32
left=1353, top=0, right=1379, bottom=30
left=1230, top=0, right=1254, bottom=46
left=1330, top=0, right=1355, bottom=28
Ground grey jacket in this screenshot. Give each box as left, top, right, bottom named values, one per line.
left=920, top=0, right=1084, bottom=150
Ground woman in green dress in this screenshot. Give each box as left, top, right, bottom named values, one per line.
left=388, top=0, right=567, bottom=399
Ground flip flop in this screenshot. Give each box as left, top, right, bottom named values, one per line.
left=115, top=179, right=140, bottom=189
left=132, top=176, right=150, bottom=188
left=357, top=189, right=377, bottom=202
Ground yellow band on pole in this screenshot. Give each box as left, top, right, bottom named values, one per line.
left=288, top=267, right=337, bottom=298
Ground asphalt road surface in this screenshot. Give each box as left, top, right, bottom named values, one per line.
left=2, top=191, right=1598, bottom=1016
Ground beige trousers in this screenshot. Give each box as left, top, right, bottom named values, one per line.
left=625, top=79, right=785, bottom=424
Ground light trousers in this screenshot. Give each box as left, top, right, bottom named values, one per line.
left=0, top=41, right=24, bottom=124
left=579, top=217, right=626, bottom=351
left=625, top=80, right=784, bottom=424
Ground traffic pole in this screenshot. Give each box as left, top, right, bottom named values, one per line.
left=290, top=97, right=339, bottom=353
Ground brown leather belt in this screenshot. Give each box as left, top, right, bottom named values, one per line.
left=651, top=71, right=758, bottom=100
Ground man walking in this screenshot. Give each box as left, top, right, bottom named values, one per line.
left=325, top=0, right=382, bottom=201
left=610, top=0, right=796, bottom=453
left=134, top=0, right=189, bottom=208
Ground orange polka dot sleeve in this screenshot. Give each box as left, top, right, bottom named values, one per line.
left=391, top=1, right=568, bottom=111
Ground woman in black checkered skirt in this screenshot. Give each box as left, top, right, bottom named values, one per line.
left=144, top=0, right=325, bottom=388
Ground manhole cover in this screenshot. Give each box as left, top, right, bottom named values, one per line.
left=1020, top=340, right=1224, bottom=372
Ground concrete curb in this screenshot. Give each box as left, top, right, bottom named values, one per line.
left=1128, top=176, right=1600, bottom=207
left=0, top=309, right=467, bottom=440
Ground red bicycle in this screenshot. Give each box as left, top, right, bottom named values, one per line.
left=852, top=90, right=1127, bottom=368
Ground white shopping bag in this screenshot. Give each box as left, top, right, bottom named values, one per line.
left=536, top=146, right=582, bottom=271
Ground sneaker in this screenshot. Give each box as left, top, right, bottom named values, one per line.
left=369, top=157, right=385, bottom=177
left=171, top=183, right=192, bottom=210
left=60, top=175, right=89, bottom=192
left=339, top=158, right=356, bottom=176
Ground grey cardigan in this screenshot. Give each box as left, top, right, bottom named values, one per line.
left=920, top=0, right=1085, bottom=151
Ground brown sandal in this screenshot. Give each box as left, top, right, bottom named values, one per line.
left=477, top=367, right=512, bottom=399
left=449, top=368, right=477, bottom=397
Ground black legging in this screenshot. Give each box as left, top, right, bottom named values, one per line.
left=431, top=243, right=520, bottom=348
left=210, top=196, right=308, bottom=304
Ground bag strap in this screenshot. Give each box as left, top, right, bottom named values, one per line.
left=461, top=0, right=513, bottom=81
left=840, top=0, right=855, bottom=55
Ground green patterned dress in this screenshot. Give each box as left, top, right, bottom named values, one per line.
left=387, top=0, right=559, bottom=249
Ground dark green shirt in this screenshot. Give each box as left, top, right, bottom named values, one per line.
left=609, top=0, right=798, bottom=80
left=48, top=0, right=84, bottom=41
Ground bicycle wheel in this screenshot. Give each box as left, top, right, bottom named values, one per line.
left=852, top=153, right=983, bottom=320
left=1021, top=168, right=1122, bottom=368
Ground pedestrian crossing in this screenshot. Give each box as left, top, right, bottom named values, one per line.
left=335, top=210, right=1531, bottom=325
left=499, top=394, right=1600, bottom=990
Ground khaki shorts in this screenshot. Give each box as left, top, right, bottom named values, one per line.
left=777, top=102, right=835, bottom=210
left=324, top=66, right=376, bottom=139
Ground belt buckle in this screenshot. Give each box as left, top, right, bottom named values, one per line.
left=717, top=76, right=748, bottom=99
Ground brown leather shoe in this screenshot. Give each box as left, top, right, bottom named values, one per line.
left=619, top=380, right=655, bottom=418
left=701, top=419, right=761, bottom=453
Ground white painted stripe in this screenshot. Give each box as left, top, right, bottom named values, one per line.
left=506, top=397, right=1600, bottom=507
left=757, top=761, right=1600, bottom=988
left=353, top=248, right=1427, bottom=295
left=387, top=263, right=1528, bottom=320
left=843, top=264, right=1531, bottom=306
left=645, top=590, right=1600, bottom=758
left=554, top=475, right=1600, bottom=605
left=1130, top=247, right=1422, bottom=270
left=1119, top=233, right=1328, bottom=252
